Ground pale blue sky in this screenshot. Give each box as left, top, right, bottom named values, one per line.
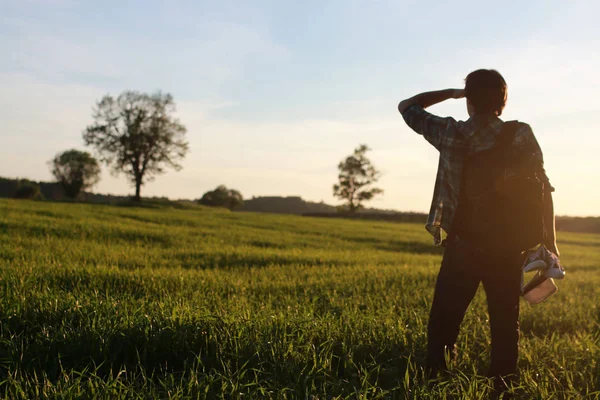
left=1, top=0, right=598, bottom=215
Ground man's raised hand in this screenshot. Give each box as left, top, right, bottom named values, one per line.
left=451, top=89, right=466, bottom=99
left=398, top=89, right=466, bottom=113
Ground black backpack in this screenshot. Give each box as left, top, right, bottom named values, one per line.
left=451, top=121, right=546, bottom=252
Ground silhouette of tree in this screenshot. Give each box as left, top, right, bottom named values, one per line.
left=198, top=185, right=243, bottom=210
left=333, top=144, right=383, bottom=212
left=50, top=149, right=101, bottom=199
left=83, top=91, right=188, bottom=202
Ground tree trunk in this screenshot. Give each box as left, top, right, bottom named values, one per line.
left=134, top=180, right=141, bottom=202
left=348, top=191, right=356, bottom=213
left=349, top=200, right=357, bottom=213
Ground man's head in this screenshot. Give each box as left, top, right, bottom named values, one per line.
left=464, top=69, right=507, bottom=117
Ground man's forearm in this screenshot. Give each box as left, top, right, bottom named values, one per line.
left=543, top=191, right=559, bottom=256
left=397, top=89, right=463, bottom=114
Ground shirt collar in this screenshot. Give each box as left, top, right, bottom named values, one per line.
left=464, top=114, right=502, bottom=138
left=468, top=113, right=501, bottom=124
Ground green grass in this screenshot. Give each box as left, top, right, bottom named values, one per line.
left=0, top=199, right=598, bottom=399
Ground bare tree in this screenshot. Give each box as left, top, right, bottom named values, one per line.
left=333, top=144, right=383, bottom=212
left=83, top=91, right=188, bottom=201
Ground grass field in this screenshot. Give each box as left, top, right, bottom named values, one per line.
left=0, top=199, right=598, bottom=399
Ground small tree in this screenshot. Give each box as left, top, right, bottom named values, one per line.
left=198, top=185, right=243, bottom=210
left=50, top=149, right=101, bottom=199
left=83, top=91, right=188, bottom=202
left=333, top=144, right=383, bottom=212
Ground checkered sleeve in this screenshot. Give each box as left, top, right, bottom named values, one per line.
left=401, top=105, right=465, bottom=152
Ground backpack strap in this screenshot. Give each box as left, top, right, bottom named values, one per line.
left=497, top=120, right=520, bottom=153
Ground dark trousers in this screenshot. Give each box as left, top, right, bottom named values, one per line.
left=427, top=237, right=524, bottom=378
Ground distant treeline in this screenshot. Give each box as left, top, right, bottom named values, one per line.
left=0, top=177, right=171, bottom=205
left=303, top=211, right=428, bottom=224
left=1, top=176, right=598, bottom=234
left=304, top=211, right=600, bottom=234
left=239, top=196, right=600, bottom=234
left=239, top=196, right=336, bottom=214
left=555, top=217, right=600, bottom=235
left=0, top=177, right=65, bottom=200
left=239, top=196, right=400, bottom=215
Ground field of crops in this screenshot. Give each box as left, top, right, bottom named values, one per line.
left=0, top=199, right=598, bottom=399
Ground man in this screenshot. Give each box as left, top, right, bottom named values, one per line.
left=397, top=69, right=559, bottom=388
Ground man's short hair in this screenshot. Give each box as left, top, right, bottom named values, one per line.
left=464, top=69, right=507, bottom=116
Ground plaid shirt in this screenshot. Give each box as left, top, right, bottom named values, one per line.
left=401, top=105, right=552, bottom=245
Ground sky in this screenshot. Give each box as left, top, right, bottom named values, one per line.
left=1, top=0, right=598, bottom=216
